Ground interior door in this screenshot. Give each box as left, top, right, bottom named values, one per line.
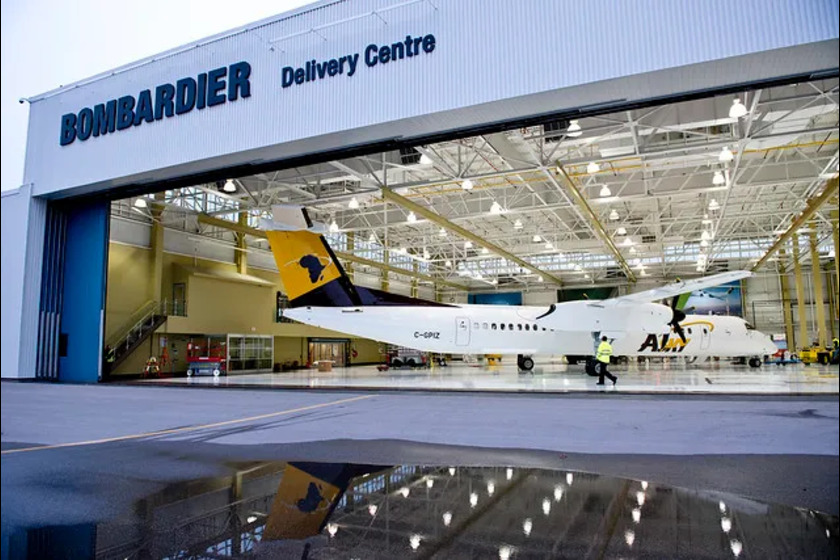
left=455, top=316, right=470, bottom=346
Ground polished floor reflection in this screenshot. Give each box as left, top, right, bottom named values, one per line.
left=139, top=360, right=840, bottom=394
left=4, top=462, right=837, bottom=559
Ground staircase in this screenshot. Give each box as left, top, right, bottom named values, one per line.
left=106, top=301, right=169, bottom=373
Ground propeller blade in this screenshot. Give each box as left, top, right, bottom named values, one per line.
left=673, top=323, right=687, bottom=344
left=536, top=303, right=556, bottom=320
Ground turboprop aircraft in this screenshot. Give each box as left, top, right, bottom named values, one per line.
left=264, top=206, right=777, bottom=371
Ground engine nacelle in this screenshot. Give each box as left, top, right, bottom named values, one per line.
left=536, top=300, right=672, bottom=334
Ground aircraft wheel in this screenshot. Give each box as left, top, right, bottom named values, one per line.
left=391, top=358, right=403, bottom=368
left=520, top=357, right=535, bottom=371
left=406, top=358, right=417, bottom=368
left=748, top=357, right=761, bottom=368
left=186, top=369, right=193, bottom=377
left=213, top=369, right=221, bottom=377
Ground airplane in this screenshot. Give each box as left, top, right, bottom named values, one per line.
left=264, top=206, right=777, bottom=371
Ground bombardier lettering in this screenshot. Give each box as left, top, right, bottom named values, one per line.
left=59, top=61, right=251, bottom=146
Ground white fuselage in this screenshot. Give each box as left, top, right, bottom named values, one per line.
left=285, top=303, right=777, bottom=358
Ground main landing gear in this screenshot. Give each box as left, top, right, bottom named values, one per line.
left=517, top=354, right=535, bottom=372
left=748, top=357, right=762, bottom=368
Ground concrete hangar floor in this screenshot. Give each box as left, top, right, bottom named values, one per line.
left=137, top=358, right=840, bottom=394
left=2, top=362, right=838, bottom=558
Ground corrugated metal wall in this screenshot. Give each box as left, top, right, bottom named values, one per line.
left=22, top=0, right=838, bottom=197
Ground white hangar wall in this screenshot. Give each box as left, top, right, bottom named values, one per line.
left=22, top=0, right=839, bottom=197
left=3, top=0, right=839, bottom=379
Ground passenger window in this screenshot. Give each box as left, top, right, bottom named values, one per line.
left=687, top=328, right=692, bottom=335
left=492, top=323, right=497, bottom=330
left=509, top=323, right=514, bottom=331
left=517, top=324, right=522, bottom=331
left=533, top=325, right=538, bottom=332
left=542, top=327, right=547, bottom=331
left=703, top=328, right=708, bottom=334
left=525, top=324, right=530, bottom=331
left=501, top=324, right=506, bottom=330
left=483, top=322, right=488, bottom=329
left=473, top=322, right=479, bottom=329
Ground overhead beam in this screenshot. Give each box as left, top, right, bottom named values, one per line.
left=555, top=165, right=636, bottom=282
left=751, top=177, right=839, bottom=271
left=195, top=213, right=469, bottom=290
left=379, top=188, right=564, bottom=285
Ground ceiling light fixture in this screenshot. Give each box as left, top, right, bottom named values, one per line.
left=532, top=234, right=541, bottom=242
left=445, top=260, right=452, bottom=267
left=599, top=185, right=612, bottom=197
left=712, top=170, right=725, bottom=186
left=368, top=232, right=376, bottom=243
left=419, top=153, right=433, bottom=165
left=700, top=239, right=709, bottom=247
left=407, top=211, right=417, bottom=223
left=718, top=146, right=734, bottom=163
left=587, top=161, right=601, bottom=174
left=133, top=198, right=148, bottom=208
left=609, top=209, right=619, bottom=221
left=616, top=227, right=627, bottom=236
left=348, top=197, right=360, bottom=209
left=461, top=179, right=474, bottom=191
left=489, top=201, right=503, bottom=215
left=481, top=247, right=489, bottom=255
left=729, top=97, right=748, bottom=119
left=701, top=230, right=712, bottom=241
left=329, top=220, right=339, bottom=233
left=438, top=227, right=447, bottom=237
left=513, top=219, right=523, bottom=229
left=423, top=248, right=431, bottom=260
left=222, top=179, right=236, bottom=193
left=566, top=119, right=582, bottom=137
left=708, top=198, right=721, bottom=211
left=464, top=241, right=473, bottom=249
left=622, top=237, right=634, bottom=247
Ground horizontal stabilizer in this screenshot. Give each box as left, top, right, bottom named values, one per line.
left=262, top=205, right=327, bottom=233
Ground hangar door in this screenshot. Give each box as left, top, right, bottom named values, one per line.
left=35, top=199, right=110, bottom=382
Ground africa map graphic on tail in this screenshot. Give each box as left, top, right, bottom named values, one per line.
left=299, top=254, right=327, bottom=283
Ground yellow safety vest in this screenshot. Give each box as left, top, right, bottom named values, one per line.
left=596, top=341, right=613, bottom=363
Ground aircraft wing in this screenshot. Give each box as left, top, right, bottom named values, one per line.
left=608, top=271, right=752, bottom=305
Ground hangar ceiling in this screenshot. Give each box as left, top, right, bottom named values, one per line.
left=112, top=78, right=839, bottom=292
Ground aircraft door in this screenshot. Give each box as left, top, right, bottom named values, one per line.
left=455, top=316, right=470, bottom=346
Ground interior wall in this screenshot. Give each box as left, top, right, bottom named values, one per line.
left=106, top=244, right=154, bottom=341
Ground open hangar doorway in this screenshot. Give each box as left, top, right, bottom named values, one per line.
left=95, top=76, right=838, bottom=381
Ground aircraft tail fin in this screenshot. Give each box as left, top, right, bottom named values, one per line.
left=263, top=206, right=362, bottom=308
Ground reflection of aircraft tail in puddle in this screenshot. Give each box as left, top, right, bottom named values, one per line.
left=8, top=461, right=836, bottom=558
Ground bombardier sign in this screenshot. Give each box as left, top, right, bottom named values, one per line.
left=58, top=62, right=252, bottom=146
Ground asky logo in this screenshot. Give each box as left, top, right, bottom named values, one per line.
left=638, top=333, right=690, bottom=353
left=297, top=482, right=326, bottom=513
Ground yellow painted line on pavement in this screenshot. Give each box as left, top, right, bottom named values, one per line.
left=1, top=394, right=375, bottom=456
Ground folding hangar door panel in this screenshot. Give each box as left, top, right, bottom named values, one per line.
left=36, top=199, right=110, bottom=382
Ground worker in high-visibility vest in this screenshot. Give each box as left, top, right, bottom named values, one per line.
left=595, top=336, right=617, bottom=386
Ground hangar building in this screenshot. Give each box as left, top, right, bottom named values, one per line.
left=2, top=0, right=838, bottom=382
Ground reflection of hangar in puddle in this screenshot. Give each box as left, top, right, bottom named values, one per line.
left=2, top=0, right=838, bottom=382
left=5, top=461, right=836, bottom=558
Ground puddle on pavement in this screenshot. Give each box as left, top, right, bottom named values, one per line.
left=3, top=462, right=837, bottom=559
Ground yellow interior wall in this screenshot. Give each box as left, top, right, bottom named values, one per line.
left=105, top=244, right=154, bottom=341
left=106, top=244, right=383, bottom=375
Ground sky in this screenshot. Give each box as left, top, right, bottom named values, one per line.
left=0, top=0, right=311, bottom=192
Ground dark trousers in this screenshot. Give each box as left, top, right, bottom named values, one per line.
left=598, top=361, right=617, bottom=384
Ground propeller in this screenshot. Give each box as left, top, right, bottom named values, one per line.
left=536, top=303, right=556, bottom=320
left=669, top=296, right=687, bottom=343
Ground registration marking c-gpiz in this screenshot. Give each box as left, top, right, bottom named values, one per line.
left=414, top=331, right=440, bottom=339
